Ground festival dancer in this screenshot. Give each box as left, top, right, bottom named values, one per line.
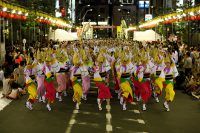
left=43, top=49, right=57, bottom=111
left=155, top=53, right=179, bottom=111
left=117, top=51, right=134, bottom=110
left=79, top=49, right=91, bottom=101
left=113, top=49, right=121, bottom=94
left=70, top=52, right=83, bottom=110
left=151, top=50, right=165, bottom=103
left=24, top=55, right=37, bottom=110
left=134, top=50, right=152, bottom=111
left=55, top=48, right=68, bottom=102
left=33, top=49, right=46, bottom=103
left=93, top=52, right=112, bottom=111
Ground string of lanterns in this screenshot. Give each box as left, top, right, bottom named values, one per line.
left=139, top=5, right=200, bottom=29
left=0, top=1, right=71, bottom=28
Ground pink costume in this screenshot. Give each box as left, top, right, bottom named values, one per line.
left=80, top=65, right=90, bottom=96
left=56, top=62, right=67, bottom=93
left=35, top=62, right=45, bottom=98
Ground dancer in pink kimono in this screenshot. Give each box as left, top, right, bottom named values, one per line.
left=56, top=50, right=69, bottom=102
left=80, top=50, right=91, bottom=100
left=33, top=50, right=45, bottom=103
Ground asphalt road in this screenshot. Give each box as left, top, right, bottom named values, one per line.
left=0, top=87, right=199, bottom=133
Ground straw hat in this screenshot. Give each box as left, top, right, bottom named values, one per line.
left=46, top=48, right=52, bottom=62
left=36, top=49, right=41, bottom=60
left=97, top=53, right=105, bottom=64
left=26, top=54, right=33, bottom=65
left=73, top=52, right=80, bottom=66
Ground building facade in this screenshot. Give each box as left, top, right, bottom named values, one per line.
left=75, top=0, right=137, bottom=38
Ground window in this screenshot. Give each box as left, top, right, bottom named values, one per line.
left=120, top=0, right=134, bottom=4
left=100, top=18, right=105, bottom=21
left=100, top=8, right=105, bottom=14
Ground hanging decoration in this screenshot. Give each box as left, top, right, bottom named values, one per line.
left=139, top=4, right=200, bottom=29
left=0, top=1, right=71, bottom=28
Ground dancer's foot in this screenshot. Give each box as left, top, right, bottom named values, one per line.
left=123, top=103, right=127, bottom=111
left=120, top=97, right=123, bottom=105
left=56, top=92, right=59, bottom=99
left=155, top=97, right=159, bottom=103
left=76, top=102, right=80, bottom=110
left=142, top=104, right=146, bottom=111
left=63, top=91, right=67, bottom=97
left=163, top=102, right=170, bottom=112
left=46, top=104, right=51, bottom=111
left=26, top=101, right=33, bottom=110
left=98, top=104, right=102, bottom=111
left=82, top=94, right=87, bottom=101
left=42, top=96, right=46, bottom=103
left=38, top=97, right=42, bottom=102
left=59, top=96, right=62, bottom=102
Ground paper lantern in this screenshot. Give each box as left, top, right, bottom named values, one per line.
left=191, top=16, right=196, bottom=21
left=0, top=12, right=3, bottom=17
left=2, top=12, right=8, bottom=17
left=21, top=16, right=27, bottom=20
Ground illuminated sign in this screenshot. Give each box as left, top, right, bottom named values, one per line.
left=139, top=1, right=149, bottom=9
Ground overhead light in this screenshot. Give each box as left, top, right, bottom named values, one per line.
left=18, top=11, right=22, bottom=15
left=190, top=12, right=194, bottom=16
left=25, top=13, right=28, bottom=16
left=118, top=9, right=121, bottom=11
left=98, top=14, right=101, bottom=17
left=127, top=11, right=130, bottom=14
left=87, top=5, right=90, bottom=7
left=120, top=4, right=123, bottom=7
left=182, top=13, right=186, bottom=17
left=12, top=10, right=16, bottom=14
left=3, top=7, right=7, bottom=11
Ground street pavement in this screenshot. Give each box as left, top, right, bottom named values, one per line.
left=0, top=87, right=200, bottom=133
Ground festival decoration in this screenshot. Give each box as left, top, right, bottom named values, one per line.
left=139, top=5, right=200, bottom=29
left=0, top=1, right=71, bottom=28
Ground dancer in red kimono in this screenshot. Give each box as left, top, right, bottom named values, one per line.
left=93, top=52, right=112, bottom=111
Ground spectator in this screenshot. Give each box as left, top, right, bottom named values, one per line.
left=191, top=73, right=200, bottom=99
left=13, top=61, right=25, bottom=89
left=2, top=72, right=12, bottom=98
left=194, top=53, right=200, bottom=73
left=183, top=52, right=192, bottom=78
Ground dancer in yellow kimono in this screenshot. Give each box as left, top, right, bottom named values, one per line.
left=117, top=51, right=134, bottom=110
left=70, top=52, right=83, bottom=110
left=155, top=54, right=178, bottom=111
left=151, top=50, right=165, bottom=103
left=24, top=55, right=37, bottom=110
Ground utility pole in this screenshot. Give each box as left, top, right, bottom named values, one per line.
left=108, top=0, right=113, bottom=37
left=135, top=0, right=139, bottom=25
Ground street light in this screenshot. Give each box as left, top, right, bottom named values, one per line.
left=82, top=9, right=93, bottom=22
